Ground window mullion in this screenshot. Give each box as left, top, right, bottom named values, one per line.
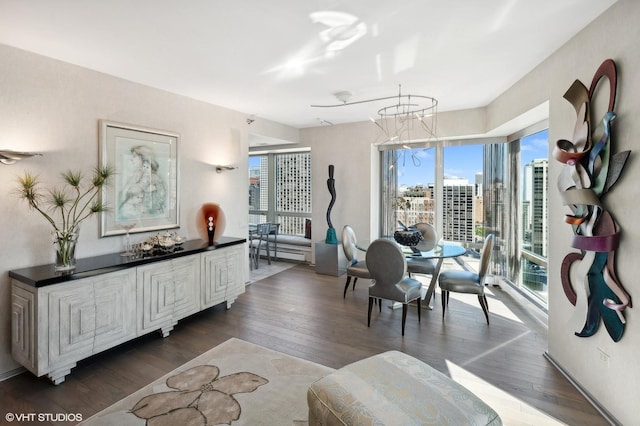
left=268, top=153, right=277, bottom=224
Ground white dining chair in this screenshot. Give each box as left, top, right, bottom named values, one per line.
left=439, top=234, right=495, bottom=324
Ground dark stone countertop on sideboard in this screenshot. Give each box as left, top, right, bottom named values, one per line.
left=9, top=236, right=246, bottom=288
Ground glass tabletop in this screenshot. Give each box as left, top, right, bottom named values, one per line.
left=401, top=242, right=467, bottom=259
left=358, top=238, right=467, bottom=259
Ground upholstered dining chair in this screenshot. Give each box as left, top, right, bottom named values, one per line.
left=366, top=239, right=422, bottom=336
left=438, top=234, right=495, bottom=324
left=249, top=222, right=272, bottom=270
left=406, top=222, right=438, bottom=277
left=414, top=222, right=438, bottom=251
left=341, top=225, right=371, bottom=298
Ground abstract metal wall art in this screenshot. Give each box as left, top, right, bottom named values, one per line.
left=554, top=59, right=631, bottom=342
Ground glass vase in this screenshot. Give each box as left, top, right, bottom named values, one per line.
left=54, top=228, right=79, bottom=272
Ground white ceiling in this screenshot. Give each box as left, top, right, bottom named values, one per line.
left=0, top=0, right=616, bottom=129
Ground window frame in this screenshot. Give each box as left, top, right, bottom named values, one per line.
left=379, top=123, right=549, bottom=309
left=249, top=148, right=312, bottom=236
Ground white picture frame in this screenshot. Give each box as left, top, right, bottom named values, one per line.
left=99, top=120, right=179, bottom=237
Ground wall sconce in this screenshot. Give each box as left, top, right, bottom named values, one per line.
left=0, top=150, right=42, bottom=165
left=214, top=165, right=238, bottom=173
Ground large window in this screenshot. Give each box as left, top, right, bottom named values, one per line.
left=384, top=148, right=435, bottom=229
left=443, top=145, right=483, bottom=244
left=249, top=150, right=311, bottom=235
left=518, top=130, right=548, bottom=304
left=381, top=144, right=483, bottom=245
left=380, top=128, right=549, bottom=307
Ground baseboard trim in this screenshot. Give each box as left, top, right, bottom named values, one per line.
left=0, top=366, right=26, bottom=382
left=543, top=351, right=620, bottom=425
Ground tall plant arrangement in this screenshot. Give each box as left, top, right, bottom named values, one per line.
left=15, top=165, right=114, bottom=271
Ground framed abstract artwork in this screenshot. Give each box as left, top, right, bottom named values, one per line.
left=99, top=120, right=180, bottom=237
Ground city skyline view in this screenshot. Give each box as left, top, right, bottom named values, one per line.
left=397, top=129, right=549, bottom=187
left=248, top=129, right=549, bottom=188
left=248, top=130, right=549, bottom=299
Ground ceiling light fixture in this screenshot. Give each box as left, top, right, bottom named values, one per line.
left=333, top=91, right=352, bottom=103
left=311, top=85, right=438, bottom=144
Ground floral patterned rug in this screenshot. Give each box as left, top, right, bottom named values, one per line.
left=81, top=338, right=334, bottom=425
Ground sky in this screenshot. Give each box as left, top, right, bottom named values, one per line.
left=397, top=129, right=549, bottom=187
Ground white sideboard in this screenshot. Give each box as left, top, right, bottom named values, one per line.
left=10, top=238, right=245, bottom=384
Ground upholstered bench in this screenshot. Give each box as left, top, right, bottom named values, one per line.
left=307, top=350, right=502, bottom=425
left=265, top=234, right=312, bottom=262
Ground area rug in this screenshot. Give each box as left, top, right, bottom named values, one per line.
left=81, top=338, right=334, bottom=425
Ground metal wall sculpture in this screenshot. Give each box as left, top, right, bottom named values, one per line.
left=554, top=59, right=631, bottom=342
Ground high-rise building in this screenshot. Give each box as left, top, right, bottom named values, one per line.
left=474, top=172, right=484, bottom=227
left=248, top=166, right=261, bottom=211
left=442, top=178, right=475, bottom=243
left=249, top=152, right=312, bottom=235
left=474, top=172, right=483, bottom=197
left=396, top=178, right=476, bottom=243
left=525, top=159, right=548, bottom=257
left=275, top=153, right=312, bottom=211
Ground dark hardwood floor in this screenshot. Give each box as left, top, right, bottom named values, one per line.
left=0, top=263, right=608, bottom=425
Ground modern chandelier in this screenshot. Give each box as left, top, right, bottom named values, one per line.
left=311, top=84, right=438, bottom=144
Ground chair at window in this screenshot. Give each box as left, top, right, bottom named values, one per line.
left=439, top=234, right=495, bottom=324
left=406, top=222, right=438, bottom=277
left=266, top=223, right=280, bottom=260
left=341, top=225, right=370, bottom=298
left=366, top=239, right=422, bottom=336
left=249, top=222, right=272, bottom=270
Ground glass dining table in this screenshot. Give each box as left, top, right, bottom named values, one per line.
left=401, top=242, right=467, bottom=309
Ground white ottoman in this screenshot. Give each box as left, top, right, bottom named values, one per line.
left=308, top=350, right=502, bottom=425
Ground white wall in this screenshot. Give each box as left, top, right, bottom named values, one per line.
left=0, top=43, right=298, bottom=377
left=299, top=1, right=639, bottom=423
left=301, top=121, right=379, bottom=248
left=543, top=2, right=639, bottom=424
left=493, top=1, right=640, bottom=423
